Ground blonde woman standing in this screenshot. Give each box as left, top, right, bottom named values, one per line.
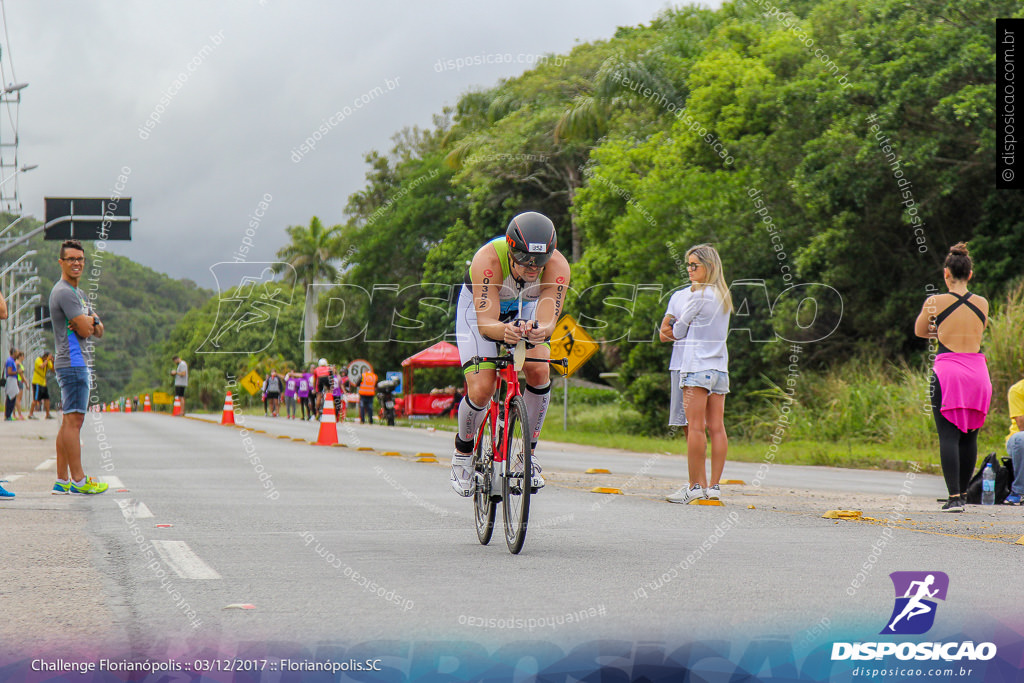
left=667, top=244, right=733, bottom=504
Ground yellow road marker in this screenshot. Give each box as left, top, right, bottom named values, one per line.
left=417, top=456, right=438, bottom=463
left=586, top=468, right=611, bottom=474
left=823, top=510, right=863, bottom=519
left=721, top=479, right=746, bottom=485
left=381, top=451, right=401, bottom=456
left=590, top=487, right=622, bottom=495
left=692, top=499, right=724, bottom=506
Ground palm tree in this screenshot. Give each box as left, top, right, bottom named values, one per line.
left=273, top=216, right=342, bottom=363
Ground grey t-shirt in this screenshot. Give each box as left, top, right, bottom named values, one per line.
left=49, top=279, right=91, bottom=369
left=174, top=360, right=188, bottom=387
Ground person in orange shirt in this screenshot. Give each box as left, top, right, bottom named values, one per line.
left=358, top=369, right=378, bottom=424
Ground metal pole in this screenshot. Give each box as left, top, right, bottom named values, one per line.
left=563, top=373, right=568, bottom=430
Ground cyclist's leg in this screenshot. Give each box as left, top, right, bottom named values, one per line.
left=451, top=285, right=498, bottom=496
left=521, top=344, right=551, bottom=488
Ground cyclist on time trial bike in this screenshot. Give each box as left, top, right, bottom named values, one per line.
left=313, top=358, right=333, bottom=419
left=450, top=211, right=571, bottom=497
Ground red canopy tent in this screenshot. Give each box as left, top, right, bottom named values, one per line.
left=399, top=341, right=463, bottom=416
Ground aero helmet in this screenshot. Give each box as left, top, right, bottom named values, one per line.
left=505, top=212, right=556, bottom=268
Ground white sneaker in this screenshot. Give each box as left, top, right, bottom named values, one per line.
left=450, top=452, right=473, bottom=497
left=666, top=483, right=706, bottom=504
left=705, top=484, right=721, bottom=500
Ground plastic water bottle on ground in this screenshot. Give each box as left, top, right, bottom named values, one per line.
left=982, top=463, right=996, bottom=505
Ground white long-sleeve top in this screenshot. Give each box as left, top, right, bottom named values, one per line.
left=671, top=286, right=730, bottom=373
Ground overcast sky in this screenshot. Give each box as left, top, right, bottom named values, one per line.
left=1, top=0, right=724, bottom=289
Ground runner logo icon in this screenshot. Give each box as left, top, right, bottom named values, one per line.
left=881, top=571, right=949, bottom=635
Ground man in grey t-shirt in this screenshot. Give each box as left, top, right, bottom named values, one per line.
left=48, top=239, right=107, bottom=495
left=171, top=355, right=188, bottom=415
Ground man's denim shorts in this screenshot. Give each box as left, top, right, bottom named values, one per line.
left=56, top=366, right=91, bottom=414
left=681, top=369, right=730, bottom=395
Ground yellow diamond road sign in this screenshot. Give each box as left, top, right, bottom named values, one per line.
left=240, top=370, right=264, bottom=395
left=550, top=314, right=599, bottom=377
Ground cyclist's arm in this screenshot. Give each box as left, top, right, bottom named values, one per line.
left=526, top=251, right=571, bottom=344
left=470, top=246, right=521, bottom=344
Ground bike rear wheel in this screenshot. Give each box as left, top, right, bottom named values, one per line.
left=474, top=409, right=497, bottom=545
left=502, top=396, right=532, bottom=554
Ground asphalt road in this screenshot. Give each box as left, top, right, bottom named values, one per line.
left=3, top=412, right=1023, bottom=674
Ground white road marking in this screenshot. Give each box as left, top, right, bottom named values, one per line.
left=100, top=475, right=125, bottom=489
left=151, top=540, right=222, bottom=580
left=5, top=474, right=23, bottom=482
left=35, top=458, right=55, bottom=471
left=115, top=498, right=153, bottom=518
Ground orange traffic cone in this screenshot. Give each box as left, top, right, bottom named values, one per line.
left=220, top=391, right=236, bottom=426
left=143, top=395, right=152, bottom=412
left=312, top=397, right=339, bottom=446
left=172, top=396, right=182, bottom=417
left=125, top=399, right=132, bottom=414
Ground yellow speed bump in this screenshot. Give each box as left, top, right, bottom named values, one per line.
left=292, top=437, right=306, bottom=442
left=590, top=487, right=622, bottom=495
left=586, top=468, right=611, bottom=474
left=823, top=510, right=863, bottom=519
left=276, top=435, right=291, bottom=439
left=692, top=499, right=724, bottom=506
left=416, top=452, right=435, bottom=458
left=356, top=446, right=374, bottom=451
left=331, top=443, right=347, bottom=448
left=380, top=451, right=401, bottom=457
left=721, top=479, right=746, bottom=485
left=417, top=456, right=438, bottom=463
left=1016, top=536, right=1024, bottom=546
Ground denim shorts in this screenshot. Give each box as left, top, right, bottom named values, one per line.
left=681, top=369, right=730, bottom=395
left=56, top=366, right=92, bottom=414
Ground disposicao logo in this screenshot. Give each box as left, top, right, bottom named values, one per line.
left=881, top=571, right=948, bottom=635
left=831, top=571, right=997, bottom=662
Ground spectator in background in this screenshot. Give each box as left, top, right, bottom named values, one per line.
left=284, top=371, right=298, bottom=420
left=1003, top=378, right=1024, bottom=505
left=0, top=289, right=11, bottom=497
left=358, top=367, right=378, bottom=424
left=265, top=369, right=283, bottom=417
left=296, top=370, right=310, bottom=421
left=914, top=242, right=991, bottom=513
left=304, top=364, right=316, bottom=421
left=4, top=347, right=18, bottom=421
left=660, top=285, right=691, bottom=438
left=171, top=355, right=188, bottom=416
left=14, top=350, right=26, bottom=419
left=28, top=351, right=54, bottom=420
left=332, top=368, right=344, bottom=418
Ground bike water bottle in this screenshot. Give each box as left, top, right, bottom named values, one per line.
left=982, top=463, right=996, bottom=505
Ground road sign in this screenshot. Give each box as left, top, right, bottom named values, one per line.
left=152, top=391, right=174, bottom=405
left=549, top=314, right=599, bottom=377
left=44, top=197, right=132, bottom=241
left=240, top=370, right=263, bottom=395
left=347, top=359, right=373, bottom=385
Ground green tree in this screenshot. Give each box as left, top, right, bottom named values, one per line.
left=273, top=216, right=342, bottom=364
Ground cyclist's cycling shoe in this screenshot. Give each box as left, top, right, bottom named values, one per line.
left=530, top=458, right=545, bottom=490
left=450, top=451, right=474, bottom=497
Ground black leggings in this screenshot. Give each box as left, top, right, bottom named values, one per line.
left=931, top=372, right=978, bottom=496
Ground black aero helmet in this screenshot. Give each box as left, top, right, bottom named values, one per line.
left=505, top=212, right=556, bottom=267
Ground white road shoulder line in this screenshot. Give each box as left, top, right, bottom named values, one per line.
left=151, top=540, right=222, bottom=580
left=35, top=458, right=56, bottom=471
left=115, top=498, right=153, bottom=518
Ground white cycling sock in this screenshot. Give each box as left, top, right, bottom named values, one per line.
left=456, top=396, right=487, bottom=447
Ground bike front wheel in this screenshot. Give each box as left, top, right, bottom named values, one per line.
left=502, top=396, right=532, bottom=554
left=474, top=408, right=497, bottom=545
